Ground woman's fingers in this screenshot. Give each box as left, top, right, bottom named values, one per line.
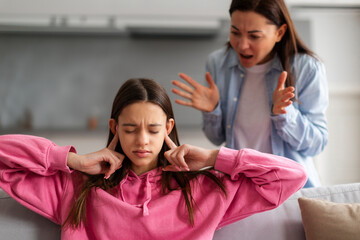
left=174, top=99, right=193, bottom=107
left=171, top=87, right=193, bottom=100
left=172, top=80, right=194, bottom=94
left=276, top=71, right=288, bottom=91
left=178, top=73, right=200, bottom=88
left=280, top=92, right=295, bottom=102
left=205, top=72, right=217, bottom=89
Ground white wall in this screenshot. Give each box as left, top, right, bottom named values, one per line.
left=291, top=7, right=360, bottom=185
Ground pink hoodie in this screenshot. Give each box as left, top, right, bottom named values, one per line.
left=0, top=134, right=307, bottom=240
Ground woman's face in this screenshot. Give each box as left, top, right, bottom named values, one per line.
left=229, top=10, right=287, bottom=68
left=114, top=102, right=174, bottom=175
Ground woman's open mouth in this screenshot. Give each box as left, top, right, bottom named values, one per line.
left=240, top=53, right=253, bottom=59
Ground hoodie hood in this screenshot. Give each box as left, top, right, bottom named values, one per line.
left=118, top=168, right=163, bottom=216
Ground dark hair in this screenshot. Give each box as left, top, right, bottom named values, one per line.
left=63, top=78, right=226, bottom=228
left=228, top=0, right=315, bottom=89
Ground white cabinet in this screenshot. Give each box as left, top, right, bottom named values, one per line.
left=0, top=0, right=231, bottom=17
left=0, top=0, right=231, bottom=34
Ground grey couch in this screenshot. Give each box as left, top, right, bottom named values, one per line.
left=1, top=182, right=360, bottom=240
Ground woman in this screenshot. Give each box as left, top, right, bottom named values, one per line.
left=0, top=78, right=306, bottom=239
left=172, top=0, right=328, bottom=188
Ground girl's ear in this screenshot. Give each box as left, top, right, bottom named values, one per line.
left=109, top=118, right=117, bottom=135
left=166, top=118, right=175, bottom=135
left=276, top=23, right=287, bottom=42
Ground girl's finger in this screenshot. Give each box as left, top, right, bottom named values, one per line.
left=164, top=153, right=181, bottom=171
left=104, top=156, right=116, bottom=179
left=108, top=132, right=119, bottom=151
left=166, top=146, right=190, bottom=171
left=172, top=147, right=190, bottom=170
left=165, top=135, right=177, bottom=150
left=162, top=165, right=180, bottom=172
left=112, top=151, right=125, bottom=162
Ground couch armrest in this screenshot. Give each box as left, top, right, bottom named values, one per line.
left=0, top=188, right=61, bottom=240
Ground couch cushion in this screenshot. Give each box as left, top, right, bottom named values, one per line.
left=298, top=197, right=360, bottom=240
left=213, top=182, right=360, bottom=240
left=0, top=188, right=60, bottom=240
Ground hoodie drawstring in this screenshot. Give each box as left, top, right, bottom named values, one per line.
left=142, top=174, right=152, bottom=216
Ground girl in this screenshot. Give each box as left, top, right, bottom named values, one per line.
left=172, top=0, right=328, bottom=188
left=0, top=78, right=306, bottom=239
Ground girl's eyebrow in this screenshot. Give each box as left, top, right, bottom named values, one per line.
left=122, top=123, right=162, bottom=127
left=122, top=123, right=137, bottom=127
left=149, top=124, right=162, bottom=127
left=231, top=25, right=262, bottom=33
left=248, top=30, right=262, bottom=33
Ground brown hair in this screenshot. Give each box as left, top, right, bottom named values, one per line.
left=63, top=78, right=226, bottom=228
left=228, top=0, right=316, bottom=89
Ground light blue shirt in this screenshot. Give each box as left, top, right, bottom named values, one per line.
left=203, top=47, right=329, bottom=188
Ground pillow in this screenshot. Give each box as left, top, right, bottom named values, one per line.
left=298, top=197, right=360, bottom=240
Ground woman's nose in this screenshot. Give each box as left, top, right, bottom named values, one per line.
left=238, top=37, right=250, bottom=51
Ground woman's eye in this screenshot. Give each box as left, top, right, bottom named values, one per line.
left=250, top=35, right=260, bottom=39
left=150, top=131, right=159, bottom=134
left=231, top=31, right=240, bottom=36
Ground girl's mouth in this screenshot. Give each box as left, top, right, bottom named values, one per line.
left=133, top=150, right=151, bottom=158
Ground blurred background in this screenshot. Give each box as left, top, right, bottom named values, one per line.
left=0, top=0, right=359, bottom=186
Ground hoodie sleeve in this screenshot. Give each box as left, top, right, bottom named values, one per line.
left=0, top=134, right=75, bottom=224
left=214, top=147, right=307, bottom=228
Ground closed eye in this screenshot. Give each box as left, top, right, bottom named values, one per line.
left=125, top=130, right=136, bottom=134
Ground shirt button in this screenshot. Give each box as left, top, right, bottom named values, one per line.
left=233, top=97, right=237, bottom=102
left=227, top=124, right=231, bottom=129
left=240, top=73, right=244, bottom=78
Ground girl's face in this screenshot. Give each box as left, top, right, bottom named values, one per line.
left=229, top=10, right=287, bottom=68
left=113, top=102, right=174, bottom=175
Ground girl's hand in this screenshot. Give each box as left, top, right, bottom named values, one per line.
left=163, top=135, right=219, bottom=172
left=67, top=133, right=124, bottom=179
left=171, top=72, right=220, bottom=112
left=272, top=71, right=295, bottom=115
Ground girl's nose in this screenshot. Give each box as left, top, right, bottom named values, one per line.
left=136, top=130, right=149, bottom=146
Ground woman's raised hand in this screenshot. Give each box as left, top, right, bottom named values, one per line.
left=171, top=72, right=220, bottom=112
left=67, top=133, right=125, bottom=179
left=163, top=135, right=218, bottom=172
left=272, top=71, right=295, bottom=115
